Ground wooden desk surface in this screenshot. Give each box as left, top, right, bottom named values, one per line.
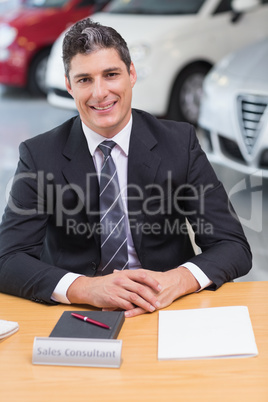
left=1, top=281, right=268, bottom=402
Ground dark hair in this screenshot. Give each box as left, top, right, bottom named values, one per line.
left=62, top=18, right=131, bottom=80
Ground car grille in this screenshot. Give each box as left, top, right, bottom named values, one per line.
left=237, top=94, right=268, bottom=154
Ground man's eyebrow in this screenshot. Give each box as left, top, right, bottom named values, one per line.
left=73, top=73, right=90, bottom=80
left=103, top=67, right=123, bottom=73
left=72, top=67, right=123, bottom=80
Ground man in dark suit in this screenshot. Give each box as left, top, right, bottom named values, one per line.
left=0, top=18, right=251, bottom=317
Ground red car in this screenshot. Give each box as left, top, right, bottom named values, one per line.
left=0, top=0, right=109, bottom=95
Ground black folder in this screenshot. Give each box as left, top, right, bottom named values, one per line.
left=49, top=311, right=125, bottom=339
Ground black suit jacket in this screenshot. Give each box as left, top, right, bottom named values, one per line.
left=0, top=109, right=251, bottom=303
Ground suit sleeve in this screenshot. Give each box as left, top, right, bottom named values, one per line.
left=0, top=142, right=69, bottom=303
left=183, top=126, right=252, bottom=288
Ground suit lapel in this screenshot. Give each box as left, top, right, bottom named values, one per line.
left=128, top=111, right=161, bottom=251
left=61, top=117, right=100, bottom=244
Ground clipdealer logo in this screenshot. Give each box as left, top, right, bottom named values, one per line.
left=228, top=171, right=263, bottom=233
left=5, top=169, right=264, bottom=234
left=5, top=171, right=215, bottom=222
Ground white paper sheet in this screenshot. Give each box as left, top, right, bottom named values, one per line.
left=0, top=319, right=19, bottom=340
left=158, top=306, right=258, bottom=360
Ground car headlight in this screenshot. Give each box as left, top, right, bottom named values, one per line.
left=207, top=71, right=229, bottom=87
left=0, top=24, right=17, bottom=48
left=129, top=44, right=150, bottom=62
left=205, top=52, right=235, bottom=86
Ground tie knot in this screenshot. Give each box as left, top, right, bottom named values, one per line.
left=98, top=141, right=116, bottom=158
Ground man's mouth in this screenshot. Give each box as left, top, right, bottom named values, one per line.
left=91, top=102, right=116, bottom=111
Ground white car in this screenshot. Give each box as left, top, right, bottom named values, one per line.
left=46, top=0, right=268, bottom=125
left=198, top=37, right=268, bottom=177
left=198, top=37, right=268, bottom=282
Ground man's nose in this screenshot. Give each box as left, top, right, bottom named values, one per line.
left=92, top=78, right=108, bottom=100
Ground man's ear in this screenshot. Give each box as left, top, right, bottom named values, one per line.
left=129, top=62, right=137, bottom=88
left=65, top=75, right=73, bottom=97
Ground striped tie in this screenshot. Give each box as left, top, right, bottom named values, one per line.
left=98, top=140, right=129, bottom=274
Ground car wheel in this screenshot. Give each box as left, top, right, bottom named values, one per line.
left=167, top=63, right=211, bottom=125
left=27, top=48, right=51, bottom=96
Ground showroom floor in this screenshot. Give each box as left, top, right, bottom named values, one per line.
left=0, top=85, right=267, bottom=282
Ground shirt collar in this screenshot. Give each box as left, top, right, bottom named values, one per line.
left=82, top=115, right=132, bottom=157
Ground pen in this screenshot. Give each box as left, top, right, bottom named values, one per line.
left=71, top=313, right=111, bottom=330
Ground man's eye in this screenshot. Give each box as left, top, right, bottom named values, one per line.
left=107, top=73, right=118, bottom=78
left=78, top=78, right=90, bottom=83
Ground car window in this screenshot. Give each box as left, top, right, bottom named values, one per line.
left=76, top=0, right=109, bottom=8
left=0, top=0, right=21, bottom=13
left=213, top=0, right=232, bottom=14
left=104, top=0, right=206, bottom=15
left=76, top=0, right=98, bottom=6
left=26, top=0, right=69, bottom=7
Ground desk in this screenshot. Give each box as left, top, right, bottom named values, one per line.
left=1, top=281, right=268, bottom=402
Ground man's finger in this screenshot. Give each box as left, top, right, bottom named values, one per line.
left=125, top=307, right=147, bottom=318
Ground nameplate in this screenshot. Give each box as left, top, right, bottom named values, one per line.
left=32, top=337, right=122, bottom=368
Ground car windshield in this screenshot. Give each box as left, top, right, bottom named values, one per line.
left=0, top=0, right=21, bottom=13
left=104, top=0, right=206, bottom=15
left=25, top=0, right=69, bottom=7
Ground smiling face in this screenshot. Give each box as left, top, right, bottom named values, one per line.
left=65, top=47, right=137, bottom=138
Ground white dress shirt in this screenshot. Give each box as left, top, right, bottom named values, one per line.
left=52, top=115, right=212, bottom=303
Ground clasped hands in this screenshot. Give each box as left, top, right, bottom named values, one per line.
left=67, top=267, right=200, bottom=318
